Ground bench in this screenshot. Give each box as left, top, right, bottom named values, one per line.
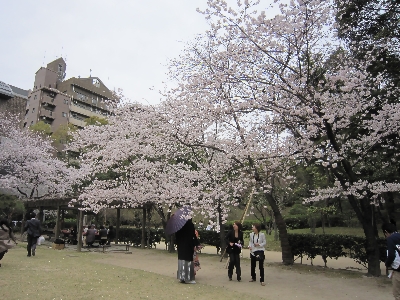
left=101, top=243, right=131, bottom=253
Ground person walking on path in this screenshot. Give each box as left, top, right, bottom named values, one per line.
left=226, top=221, right=243, bottom=282
left=249, top=223, right=266, bottom=286
left=0, top=219, right=17, bottom=267
left=175, top=218, right=200, bottom=284
left=383, top=222, right=400, bottom=300
left=24, top=212, right=42, bottom=257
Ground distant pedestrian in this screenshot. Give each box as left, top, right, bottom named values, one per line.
left=226, top=221, right=243, bottom=282
left=0, top=219, right=17, bottom=267
left=24, top=212, right=42, bottom=257
left=383, top=222, right=400, bottom=300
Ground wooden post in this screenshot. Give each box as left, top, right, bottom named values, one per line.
left=141, top=207, right=146, bottom=249
left=116, top=208, right=120, bottom=244
left=77, top=210, right=84, bottom=252
left=54, top=206, right=61, bottom=239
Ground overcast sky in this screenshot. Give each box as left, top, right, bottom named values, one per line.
left=0, top=0, right=212, bottom=105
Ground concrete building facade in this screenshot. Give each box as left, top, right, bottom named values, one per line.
left=0, top=81, right=30, bottom=127
left=24, top=58, right=112, bottom=131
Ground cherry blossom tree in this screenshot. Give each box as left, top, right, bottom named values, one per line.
left=0, top=112, right=78, bottom=200
left=67, top=104, right=246, bottom=234
left=162, top=0, right=399, bottom=275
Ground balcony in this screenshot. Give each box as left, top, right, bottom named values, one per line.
left=71, top=103, right=107, bottom=118
left=69, top=117, right=86, bottom=128
left=40, top=109, right=55, bottom=119
left=42, top=97, right=56, bottom=107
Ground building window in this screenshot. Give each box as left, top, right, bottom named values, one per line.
left=32, top=108, right=35, bottom=113
left=30, top=121, right=33, bottom=125
left=49, top=84, right=51, bottom=88
left=62, top=112, right=67, bottom=117
left=64, top=99, right=68, bottom=105
left=58, top=64, right=63, bottom=72
left=34, top=95, right=37, bottom=100
left=23, top=122, right=27, bottom=128
left=25, top=109, right=29, bottom=115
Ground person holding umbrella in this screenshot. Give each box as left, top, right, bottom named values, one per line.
left=165, top=207, right=200, bottom=284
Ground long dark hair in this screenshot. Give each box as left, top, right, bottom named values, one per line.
left=0, top=219, right=13, bottom=239
left=234, top=221, right=243, bottom=231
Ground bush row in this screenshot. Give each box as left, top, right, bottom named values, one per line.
left=288, top=233, right=387, bottom=268
left=113, top=228, right=387, bottom=269
left=117, top=228, right=163, bottom=248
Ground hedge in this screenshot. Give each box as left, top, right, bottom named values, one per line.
left=288, top=233, right=387, bottom=268
left=117, top=228, right=163, bottom=248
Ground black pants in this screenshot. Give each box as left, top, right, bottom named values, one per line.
left=228, top=253, right=241, bottom=280
left=27, top=234, right=37, bottom=256
left=250, top=254, right=265, bottom=282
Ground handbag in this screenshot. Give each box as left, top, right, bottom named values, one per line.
left=252, top=250, right=265, bottom=261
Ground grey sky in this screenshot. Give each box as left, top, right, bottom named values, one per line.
left=0, top=0, right=211, bottom=105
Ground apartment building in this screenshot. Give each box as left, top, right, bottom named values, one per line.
left=24, top=58, right=112, bottom=131
left=0, top=81, right=29, bottom=126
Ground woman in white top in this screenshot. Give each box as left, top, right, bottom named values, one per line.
left=248, top=223, right=266, bottom=286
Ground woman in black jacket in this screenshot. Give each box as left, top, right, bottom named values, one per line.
left=226, top=221, right=243, bottom=281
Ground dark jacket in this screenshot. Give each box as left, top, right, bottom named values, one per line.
left=226, top=230, right=244, bottom=254
left=385, top=232, right=400, bottom=270
left=99, top=229, right=108, bottom=238
left=107, top=228, right=116, bottom=240
left=175, top=219, right=199, bottom=261
left=24, top=219, right=42, bottom=238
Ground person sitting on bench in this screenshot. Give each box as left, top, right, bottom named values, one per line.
left=84, top=225, right=97, bottom=247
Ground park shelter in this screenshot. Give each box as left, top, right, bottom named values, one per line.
left=24, top=198, right=151, bottom=251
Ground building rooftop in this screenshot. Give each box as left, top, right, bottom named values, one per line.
left=9, top=85, right=29, bottom=99
left=0, top=81, right=14, bottom=99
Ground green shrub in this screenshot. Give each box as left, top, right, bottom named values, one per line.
left=288, top=233, right=387, bottom=268
left=284, top=215, right=309, bottom=229
left=288, top=204, right=307, bottom=215
left=117, top=228, right=163, bottom=248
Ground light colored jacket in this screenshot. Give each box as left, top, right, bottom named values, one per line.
left=249, top=232, right=266, bottom=253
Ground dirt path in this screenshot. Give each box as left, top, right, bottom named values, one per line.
left=95, top=248, right=393, bottom=300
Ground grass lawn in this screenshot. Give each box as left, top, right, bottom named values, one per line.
left=0, top=245, right=255, bottom=300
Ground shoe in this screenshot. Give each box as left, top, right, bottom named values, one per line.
left=27, top=255, right=31, bottom=257
left=237, top=279, right=241, bottom=282
left=186, top=280, right=196, bottom=284
left=249, top=279, right=256, bottom=282
left=261, top=282, right=265, bottom=286
left=229, top=277, right=232, bottom=281
left=32, top=249, right=35, bottom=256
left=179, top=280, right=185, bottom=283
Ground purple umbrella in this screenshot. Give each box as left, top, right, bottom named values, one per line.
left=165, top=206, right=192, bottom=235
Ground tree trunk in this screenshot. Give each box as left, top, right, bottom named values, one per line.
left=219, top=222, right=227, bottom=256
left=168, top=234, right=175, bottom=253
left=77, top=210, right=84, bottom=252
left=141, top=207, right=146, bottom=249
left=265, top=193, right=293, bottom=265
left=309, top=216, right=316, bottom=234
left=116, top=208, right=120, bottom=244
left=362, top=219, right=381, bottom=276
left=347, top=194, right=381, bottom=276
